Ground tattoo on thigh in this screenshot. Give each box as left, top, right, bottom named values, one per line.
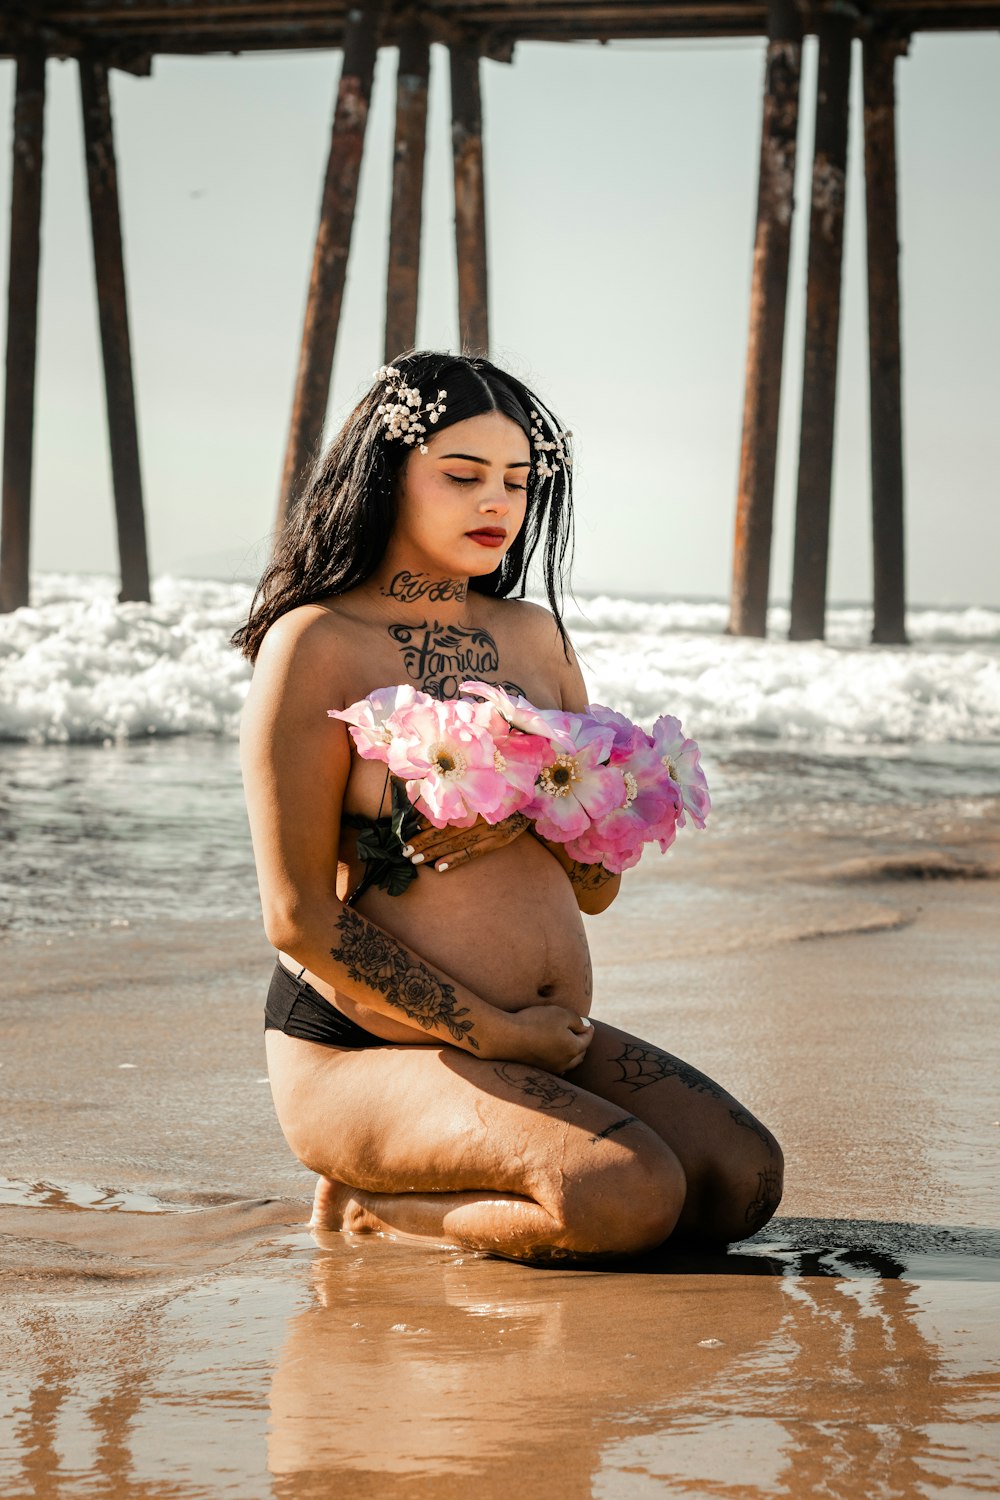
left=729, top=1106, right=777, bottom=1154
left=330, top=909, right=477, bottom=1048
left=609, top=1043, right=725, bottom=1098
left=494, top=1063, right=576, bottom=1109
left=590, top=1114, right=640, bottom=1144
left=745, top=1167, right=783, bottom=1233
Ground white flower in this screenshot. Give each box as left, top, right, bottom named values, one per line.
left=376, top=368, right=449, bottom=455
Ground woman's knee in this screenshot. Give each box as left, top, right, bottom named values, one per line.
left=558, top=1128, right=686, bottom=1257
left=694, top=1131, right=785, bottom=1244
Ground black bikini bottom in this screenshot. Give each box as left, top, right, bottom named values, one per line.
left=264, top=960, right=389, bottom=1050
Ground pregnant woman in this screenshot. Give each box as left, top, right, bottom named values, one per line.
left=234, top=352, right=783, bottom=1264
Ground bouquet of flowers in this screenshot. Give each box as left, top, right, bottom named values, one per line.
left=329, top=682, right=709, bottom=881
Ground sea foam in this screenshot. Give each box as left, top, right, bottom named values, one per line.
left=1, top=574, right=998, bottom=747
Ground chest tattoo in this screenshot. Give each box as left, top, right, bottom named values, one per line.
left=382, top=570, right=468, bottom=605
left=388, top=618, right=524, bottom=699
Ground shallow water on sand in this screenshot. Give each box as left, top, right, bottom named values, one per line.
left=2, top=1217, right=999, bottom=1500
left=2, top=733, right=999, bottom=934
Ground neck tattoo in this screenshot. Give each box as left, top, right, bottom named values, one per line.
left=382, top=570, right=468, bottom=605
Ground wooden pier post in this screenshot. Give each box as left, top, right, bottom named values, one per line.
left=79, top=53, right=151, bottom=604
left=278, top=2, right=381, bottom=527
left=384, top=19, right=430, bottom=362
left=0, top=51, right=46, bottom=615
left=728, top=0, right=803, bottom=639
left=863, top=32, right=908, bottom=645
left=449, top=41, right=489, bottom=354
left=789, top=2, right=857, bottom=642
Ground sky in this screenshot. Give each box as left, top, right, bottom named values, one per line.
left=0, top=30, right=998, bottom=608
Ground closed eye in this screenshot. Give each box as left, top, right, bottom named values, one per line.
left=445, top=474, right=477, bottom=486
left=505, top=481, right=527, bottom=492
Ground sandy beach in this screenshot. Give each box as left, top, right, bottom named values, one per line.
left=2, top=797, right=999, bottom=1498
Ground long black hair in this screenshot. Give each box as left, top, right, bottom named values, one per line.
left=231, top=351, right=574, bottom=661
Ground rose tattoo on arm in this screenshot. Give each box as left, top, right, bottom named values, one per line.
left=331, top=908, right=478, bottom=1047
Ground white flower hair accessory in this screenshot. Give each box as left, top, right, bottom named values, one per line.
left=530, top=409, right=572, bottom=480
left=375, top=365, right=447, bottom=455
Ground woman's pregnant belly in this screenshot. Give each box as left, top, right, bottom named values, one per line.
left=303, top=833, right=592, bottom=1045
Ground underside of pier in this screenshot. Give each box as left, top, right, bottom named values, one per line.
left=2, top=1, right=998, bottom=631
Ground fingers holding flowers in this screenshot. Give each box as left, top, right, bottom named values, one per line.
left=403, top=810, right=531, bottom=873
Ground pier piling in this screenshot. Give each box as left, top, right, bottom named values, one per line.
left=0, top=51, right=46, bottom=616
left=79, top=52, right=151, bottom=605
left=278, top=2, right=381, bottom=528
left=385, top=19, right=430, bottom=362
left=449, top=40, right=489, bottom=354
left=789, top=2, right=857, bottom=642
left=863, top=32, right=908, bottom=646
left=729, top=0, right=803, bottom=639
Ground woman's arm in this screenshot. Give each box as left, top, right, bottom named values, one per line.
left=240, top=609, right=592, bottom=1073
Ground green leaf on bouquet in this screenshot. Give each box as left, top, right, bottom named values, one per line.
left=348, top=781, right=424, bottom=899
left=354, top=821, right=417, bottom=897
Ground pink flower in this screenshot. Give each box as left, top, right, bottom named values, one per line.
left=328, top=685, right=433, bottom=762
left=382, top=696, right=510, bottom=828
left=488, top=719, right=551, bottom=818
left=584, top=703, right=638, bottom=757
left=565, top=707, right=683, bottom=871
left=650, top=715, right=711, bottom=832
left=523, top=712, right=622, bottom=842
left=460, top=680, right=578, bottom=753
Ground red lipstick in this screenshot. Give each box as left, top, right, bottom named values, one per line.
left=466, top=527, right=506, bottom=549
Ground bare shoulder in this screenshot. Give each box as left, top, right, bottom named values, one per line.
left=482, top=595, right=571, bottom=657
left=480, top=595, right=587, bottom=708
left=245, top=602, right=361, bottom=722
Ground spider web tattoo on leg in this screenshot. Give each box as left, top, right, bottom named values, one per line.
left=609, top=1043, right=725, bottom=1097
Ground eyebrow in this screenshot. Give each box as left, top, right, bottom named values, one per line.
left=440, top=452, right=531, bottom=469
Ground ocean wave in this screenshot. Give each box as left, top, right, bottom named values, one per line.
left=1, top=574, right=998, bottom=746
left=0, top=577, right=251, bottom=743
left=567, top=594, right=1000, bottom=647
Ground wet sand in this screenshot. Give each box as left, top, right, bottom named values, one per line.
left=2, top=802, right=999, bottom=1498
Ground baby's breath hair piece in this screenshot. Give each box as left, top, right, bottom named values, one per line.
left=375, top=364, right=447, bottom=454
left=530, top=409, right=572, bottom=480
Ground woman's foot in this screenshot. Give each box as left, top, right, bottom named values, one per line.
left=310, top=1175, right=359, bottom=1232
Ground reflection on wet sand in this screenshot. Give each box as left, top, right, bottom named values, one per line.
left=266, top=1232, right=1000, bottom=1499
left=2, top=1216, right=999, bottom=1497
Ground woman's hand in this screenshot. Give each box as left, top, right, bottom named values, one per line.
left=402, top=810, right=531, bottom=873
left=501, top=1004, right=595, bottom=1074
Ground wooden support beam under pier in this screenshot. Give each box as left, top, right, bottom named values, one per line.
left=79, top=52, right=151, bottom=604
left=449, top=40, right=489, bottom=354
left=0, top=52, right=46, bottom=616
left=277, top=2, right=381, bottom=528
left=728, top=0, right=802, bottom=639
left=864, top=32, right=908, bottom=646
left=789, top=1, right=856, bottom=642
left=384, top=18, right=430, bottom=362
